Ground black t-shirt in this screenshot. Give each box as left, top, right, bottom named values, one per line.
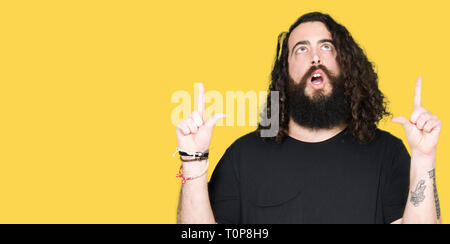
left=208, top=128, right=411, bottom=224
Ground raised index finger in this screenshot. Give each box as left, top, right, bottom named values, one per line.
left=197, top=82, right=205, bottom=119
left=414, top=76, right=422, bottom=107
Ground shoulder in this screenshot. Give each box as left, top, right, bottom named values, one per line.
left=228, top=130, right=267, bottom=148
left=372, top=128, right=405, bottom=147
left=212, top=131, right=264, bottom=179
left=356, top=128, right=410, bottom=160
left=372, top=128, right=411, bottom=162
left=223, top=130, right=275, bottom=158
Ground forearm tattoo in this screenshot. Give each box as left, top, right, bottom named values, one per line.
left=410, top=180, right=426, bottom=207
left=409, top=169, right=441, bottom=220
left=428, top=169, right=441, bottom=219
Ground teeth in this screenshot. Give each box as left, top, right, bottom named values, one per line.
left=313, top=73, right=321, bottom=78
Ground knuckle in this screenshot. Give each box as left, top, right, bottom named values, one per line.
left=179, top=124, right=188, bottom=131
left=176, top=121, right=185, bottom=128
left=192, top=112, right=202, bottom=122
left=186, top=117, right=194, bottom=124
left=182, top=117, right=191, bottom=123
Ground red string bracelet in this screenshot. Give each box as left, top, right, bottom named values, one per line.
left=176, top=161, right=209, bottom=184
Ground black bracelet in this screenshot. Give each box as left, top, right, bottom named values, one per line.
left=180, top=155, right=209, bottom=162
left=173, top=147, right=209, bottom=161
left=178, top=150, right=209, bottom=158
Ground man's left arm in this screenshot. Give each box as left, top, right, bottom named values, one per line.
left=392, top=76, right=441, bottom=224
left=392, top=152, right=441, bottom=224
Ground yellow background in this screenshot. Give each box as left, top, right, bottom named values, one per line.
left=0, top=0, right=449, bottom=223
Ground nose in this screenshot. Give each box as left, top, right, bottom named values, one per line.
left=311, top=54, right=321, bottom=65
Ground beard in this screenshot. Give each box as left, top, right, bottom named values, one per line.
left=287, top=65, right=350, bottom=130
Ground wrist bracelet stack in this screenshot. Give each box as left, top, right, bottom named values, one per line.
left=173, top=147, right=210, bottom=183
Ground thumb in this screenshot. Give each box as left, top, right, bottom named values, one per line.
left=392, top=116, right=411, bottom=128
left=205, top=113, right=226, bottom=128
left=392, top=116, right=409, bottom=124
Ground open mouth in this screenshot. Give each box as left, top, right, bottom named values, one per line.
left=309, top=70, right=326, bottom=89
left=311, top=73, right=324, bottom=84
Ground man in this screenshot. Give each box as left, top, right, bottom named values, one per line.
left=175, top=12, right=441, bottom=224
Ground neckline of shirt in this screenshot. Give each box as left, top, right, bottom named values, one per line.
left=286, top=126, right=348, bottom=145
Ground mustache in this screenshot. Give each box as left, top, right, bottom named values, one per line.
left=299, top=64, right=337, bottom=85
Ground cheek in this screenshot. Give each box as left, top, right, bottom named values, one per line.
left=322, top=56, right=340, bottom=76
left=288, top=58, right=310, bottom=82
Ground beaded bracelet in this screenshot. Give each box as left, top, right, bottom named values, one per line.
left=176, top=160, right=209, bottom=184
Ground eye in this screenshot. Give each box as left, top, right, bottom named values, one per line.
left=321, top=44, right=332, bottom=51
left=296, top=46, right=308, bottom=54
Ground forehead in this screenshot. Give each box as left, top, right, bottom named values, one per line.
left=288, top=21, right=332, bottom=49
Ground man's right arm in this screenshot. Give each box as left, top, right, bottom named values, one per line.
left=177, top=159, right=216, bottom=224
left=175, top=83, right=225, bottom=224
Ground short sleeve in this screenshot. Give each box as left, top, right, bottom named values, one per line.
left=208, top=144, right=241, bottom=224
left=382, top=138, right=411, bottom=224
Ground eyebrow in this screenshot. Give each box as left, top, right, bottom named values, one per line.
left=291, top=39, right=334, bottom=56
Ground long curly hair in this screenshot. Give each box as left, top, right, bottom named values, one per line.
left=257, top=12, right=390, bottom=144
